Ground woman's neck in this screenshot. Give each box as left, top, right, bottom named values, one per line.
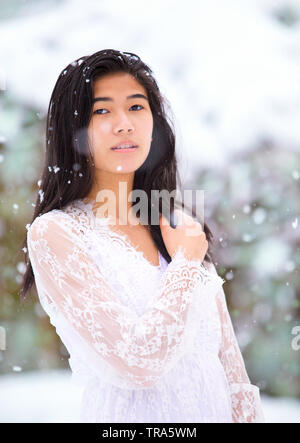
left=85, top=169, right=138, bottom=225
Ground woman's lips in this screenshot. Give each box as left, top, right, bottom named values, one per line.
left=111, top=146, right=138, bottom=153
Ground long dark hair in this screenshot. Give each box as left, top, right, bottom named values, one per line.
left=19, top=49, right=215, bottom=301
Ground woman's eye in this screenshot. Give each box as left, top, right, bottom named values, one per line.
left=130, top=104, right=144, bottom=111
left=94, top=104, right=144, bottom=115
left=94, top=108, right=108, bottom=115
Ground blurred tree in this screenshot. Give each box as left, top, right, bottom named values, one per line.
left=188, top=139, right=300, bottom=397
left=0, top=89, right=69, bottom=375
left=271, top=2, right=300, bottom=27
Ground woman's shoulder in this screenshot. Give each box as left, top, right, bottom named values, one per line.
left=29, top=206, right=68, bottom=229
left=27, top=199, right=88, bottom=239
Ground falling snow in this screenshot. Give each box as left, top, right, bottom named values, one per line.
left=38, top=189, right=44, bottom=203
left=242, top=233, right=254, bottom=242
left=17, top=262, right=26, bottom=274
left=252, top=208, right=267, bottom=225
left=243, top=204, right=251, bottom=214
left=225, top=270, right=234, bottom=280
left=285, top=261, right=295, bottom=272
left=72, top=163, right=80, bottom=171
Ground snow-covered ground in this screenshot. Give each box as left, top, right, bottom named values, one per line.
left=0, top=370, right=84, bottom=423
left=0, top=370, right=299, bottom=423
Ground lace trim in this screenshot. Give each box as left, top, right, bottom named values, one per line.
left=229, top=383, right=265, bottom=423
left=69, top=199, right=163, bottom=270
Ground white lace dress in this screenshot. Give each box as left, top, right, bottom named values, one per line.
left=26, top=198, right=265, bottom=423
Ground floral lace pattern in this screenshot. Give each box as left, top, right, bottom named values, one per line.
left=27, top=199, right=265, bottom=423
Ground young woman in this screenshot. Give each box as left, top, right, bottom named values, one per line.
left=20, top=49, right=265, bottom=423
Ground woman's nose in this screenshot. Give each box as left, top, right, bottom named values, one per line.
left=113, top=113, right=134, bottom=133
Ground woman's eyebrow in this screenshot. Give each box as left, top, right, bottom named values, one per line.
left=92, top=93, right=149, bottom=103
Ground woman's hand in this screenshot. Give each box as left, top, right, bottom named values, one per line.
left=159, top=208, right=208, bottom=262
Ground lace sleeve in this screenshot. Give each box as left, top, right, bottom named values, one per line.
left=27, top=213, right=220, bottom=390
left=206, top=262, right=265, bottom=423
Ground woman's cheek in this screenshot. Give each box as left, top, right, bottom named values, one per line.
left=99, top=121, right=111, bottom=134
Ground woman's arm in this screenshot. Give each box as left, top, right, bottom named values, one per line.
left=27, top=212, right=220, bottom=389
left=207, top=262, right=265, bottom=423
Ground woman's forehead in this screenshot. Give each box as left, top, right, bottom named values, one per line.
left=92, top=73, right=147, bottom=97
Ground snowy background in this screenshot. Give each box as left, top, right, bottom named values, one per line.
left=1, top=0, right=300, bottom=174
left=0, top=0, right=300, bottom=422
left=0, top=369, right=300, bottom=423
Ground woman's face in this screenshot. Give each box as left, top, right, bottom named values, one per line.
left=88, top=72, right=153, bottom=174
